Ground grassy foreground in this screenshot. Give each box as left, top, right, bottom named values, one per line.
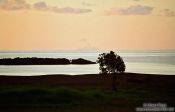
left=0, top=73, right=174, bottom=112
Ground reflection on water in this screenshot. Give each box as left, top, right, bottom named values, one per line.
left=0, top=51, right=175, bottom=76
left=0, top=62, right=175, bottom=76
left=0, top=64, right=99, bottom=76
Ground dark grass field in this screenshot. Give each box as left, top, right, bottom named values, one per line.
left=0, top=73, right=175, bottom=112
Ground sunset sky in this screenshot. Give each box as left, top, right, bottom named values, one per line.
left=0, top=0, right=175, bottom=50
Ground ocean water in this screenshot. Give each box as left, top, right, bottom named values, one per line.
left=0, top=50, right=175, bottom=76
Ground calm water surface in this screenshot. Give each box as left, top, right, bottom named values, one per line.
left=0, top=51, right=175, bottom=76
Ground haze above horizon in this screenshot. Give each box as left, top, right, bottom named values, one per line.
left=0, top=0, right=175, bottom=50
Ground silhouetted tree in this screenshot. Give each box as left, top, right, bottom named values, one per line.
left=97, top=51, right=126, bottom=91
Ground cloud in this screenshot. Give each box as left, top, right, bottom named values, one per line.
left=133, top=0, right=141, bottom=1
left=33, top=1, right=48, bottom=10
left=159, top=9, right=175, bottom=17
left=0, top=0, right=30, bottom=10
left=0, top=0, right=92, bottom=14
left=52, top=7, right=92, bottom=14
left=133, top=0, right=140, bottom=1
left=33, top=2, right=92, bottom=14
left=81, top=2, right=95, bottom=7
left=106, top=5, right=154, bottom=15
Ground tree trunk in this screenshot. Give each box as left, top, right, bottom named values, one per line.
left=112, top=74, right=118, bottom=92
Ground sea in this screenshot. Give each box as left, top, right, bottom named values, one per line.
left=0, top=50, right=175, bottom=76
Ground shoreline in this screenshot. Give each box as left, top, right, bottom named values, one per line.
left=0, top=72, right=174, bottom=76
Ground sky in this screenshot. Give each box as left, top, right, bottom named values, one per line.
left=0, top=0, right=175, bottom=51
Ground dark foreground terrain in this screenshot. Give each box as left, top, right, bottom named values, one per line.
left=0, top=73, right=174, bottom=112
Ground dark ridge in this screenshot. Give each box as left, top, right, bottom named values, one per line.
left=0, top=73, right=174, bottom=90
left=0, top=57, right=96, bottom=65
left=71, top=58, right=96, bottom=64
left=0, top=57, right=70, bottom=65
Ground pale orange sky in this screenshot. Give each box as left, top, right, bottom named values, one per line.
left=0, top=0, right=175, bottom=50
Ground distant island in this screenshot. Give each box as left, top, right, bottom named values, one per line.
left=0, top=57, right=96, bottom=65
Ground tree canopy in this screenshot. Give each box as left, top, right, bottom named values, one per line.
left=97, top=51, right=126, bottom=74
